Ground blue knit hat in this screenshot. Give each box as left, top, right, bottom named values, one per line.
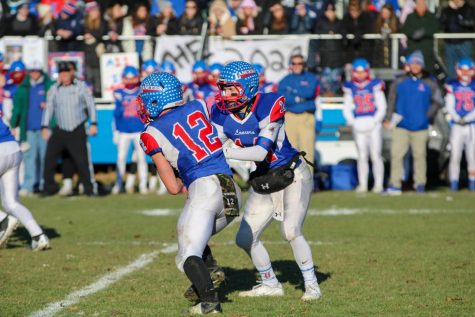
left=407, top=50, right=425, bottom=68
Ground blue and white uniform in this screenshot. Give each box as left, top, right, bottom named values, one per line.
left=445, top=79, right=475, bottom=187
left=112, top=86, right=148, bottom=193
left=0, top=103, right=45, bottom=242
left=342, top=78, right=386, bottom=192
left=211, top=89, right=319, bottom=297
left=140, top=99, right=241, bottom=271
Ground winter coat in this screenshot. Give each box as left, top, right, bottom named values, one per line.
left=401, top=11, right=439, bottom=73
left=10, top=74, right=55, bottom=142
left=314, top=15, right=343, bottom=68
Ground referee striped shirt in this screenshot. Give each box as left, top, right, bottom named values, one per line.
left=42, top=79, right=97, bottom=131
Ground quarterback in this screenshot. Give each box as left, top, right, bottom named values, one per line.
left=210, top=61, right=322, bottom=301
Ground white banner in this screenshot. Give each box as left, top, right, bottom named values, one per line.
left=154, top=36, right=308, bottom=83
left=154, top=35, right=202, bottom=83
left=100, top=52, right=139, bottom=101
left=207, top=37, right=308, bottom=83
left=0, top=36, right=47, bottom=70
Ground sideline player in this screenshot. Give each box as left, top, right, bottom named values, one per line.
left=445, top=57, right=475, bottom=191
left=112, top=66, right=148, bottom=194
left=184, top=60, right=214, bottom=104
left=137, top=72, right=241, bottom=314
left=0, top=99, right=50, bottom=250
left=342, top=58, right=386, bottom=193
left=210, top=61, right=321, bottom=300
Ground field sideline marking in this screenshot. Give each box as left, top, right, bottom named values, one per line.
left=28, top=243, right=178, bottom=317
left=76, top=240, right=334, bottom=246
left=140, top=208, right=468, bottom=217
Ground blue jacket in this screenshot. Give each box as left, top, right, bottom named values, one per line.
left=277, top=72, right=320, bottom=114
left=387, top=74, right=442, bottom=131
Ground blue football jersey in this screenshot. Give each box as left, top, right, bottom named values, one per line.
left=445, top=79, right=475, bottom=120
left=185, top=82, right=215, bottom=104
left=211, top=92, right=298, bottom=172
left=139, top=99, right=232, bottom=187
left=113, top=87, right=144, bottom=133
left=342, top=79, right=385, bottom=117
left=0, top=103, right=15, bottom=144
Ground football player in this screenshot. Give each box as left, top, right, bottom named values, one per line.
left=183, top=60, right=214, bottom=104
left=0, top=96, right=50, bottom=250
left=3, top=60, right=27, bottom=125
left=112, top=66, right=148, bottom=194
left=342, top=58, right=386, bottom=193
left=160, top=60, right=177, bottom=75
left=137, top=72, right=241, bottom=314
left=210, top=61, right=322, bottom=300
left=141, top=59, right=159, bottom=80
left=445, top=57, right=475, bottom=191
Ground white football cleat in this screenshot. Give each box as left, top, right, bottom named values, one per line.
left=355, top=185, right=368, bottom=193
left=139, top=185, right=148, bottom=195
left=238, top=282, right=284, bottom=297
left=188, top=302, right=222, bottom=315
left=156, top=185, right=168, bottom=195
left=58, top=179, right=73, bottom=196
left=372, top=185, right=384, bottom=194
left=301, top=282, right=322, bottom=301
left=0, top=215, right=19, bottom=248
left=111, top=184, right=121, bottom=195
left=31, top=234, right=50, bottom=251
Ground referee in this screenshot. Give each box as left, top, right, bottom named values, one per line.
left=41, top=61, right=97, bottom=196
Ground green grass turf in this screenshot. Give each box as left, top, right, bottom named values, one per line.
left=0, top=191, right=474, bottom=317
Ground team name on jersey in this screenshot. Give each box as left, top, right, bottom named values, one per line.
left=234, top=129, right=255, bottom=136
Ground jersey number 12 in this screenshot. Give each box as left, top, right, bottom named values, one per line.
left=173, top=111, right=222, bottom=162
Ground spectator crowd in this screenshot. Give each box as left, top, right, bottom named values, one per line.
left=0, top=0, right=475, bottom=196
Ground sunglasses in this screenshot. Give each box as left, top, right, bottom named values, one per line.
left=291, top=62, right=304, bottom=65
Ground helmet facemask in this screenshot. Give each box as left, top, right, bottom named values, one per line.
left=215, top=81, right=250, bottom=113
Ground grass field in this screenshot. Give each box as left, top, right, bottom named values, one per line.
left=1, top=190, right=474, bottom=317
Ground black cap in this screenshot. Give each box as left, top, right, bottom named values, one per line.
left=58, top=61, right=76, bottom=73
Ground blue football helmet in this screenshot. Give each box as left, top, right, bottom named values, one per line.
left=137, top=72, right=183, bottom=123
left=208, top=63, right=223, bottom=85
left=216, top=61, right=259, bottom=112
left=209, top=63, right=223, bottom=74
left=141, top=59, right=159, bottom=74
left=253, top=63, right=264, bottom=76
left=351, top=58, right=370, bottom=83
left=160, top=60, right=176, bottom=74
left=456, top=57, right=474, bottom=82
left=9, top=60, right=26, bottom=73
left=122, top=65, right=139, bottom=78
left=192, top=60, right=208, bottom=72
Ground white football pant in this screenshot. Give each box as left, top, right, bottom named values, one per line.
left=0, top=141, right=43, bottom=237
left=354, top=124, right=384, bottom=189
left=116, top=132, right=148, bottom=190
left=449, top=124, right=475, bottom=181
left=175, top=175, right=242, bottom=272
left=236, top=161, right=315, bottom=272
